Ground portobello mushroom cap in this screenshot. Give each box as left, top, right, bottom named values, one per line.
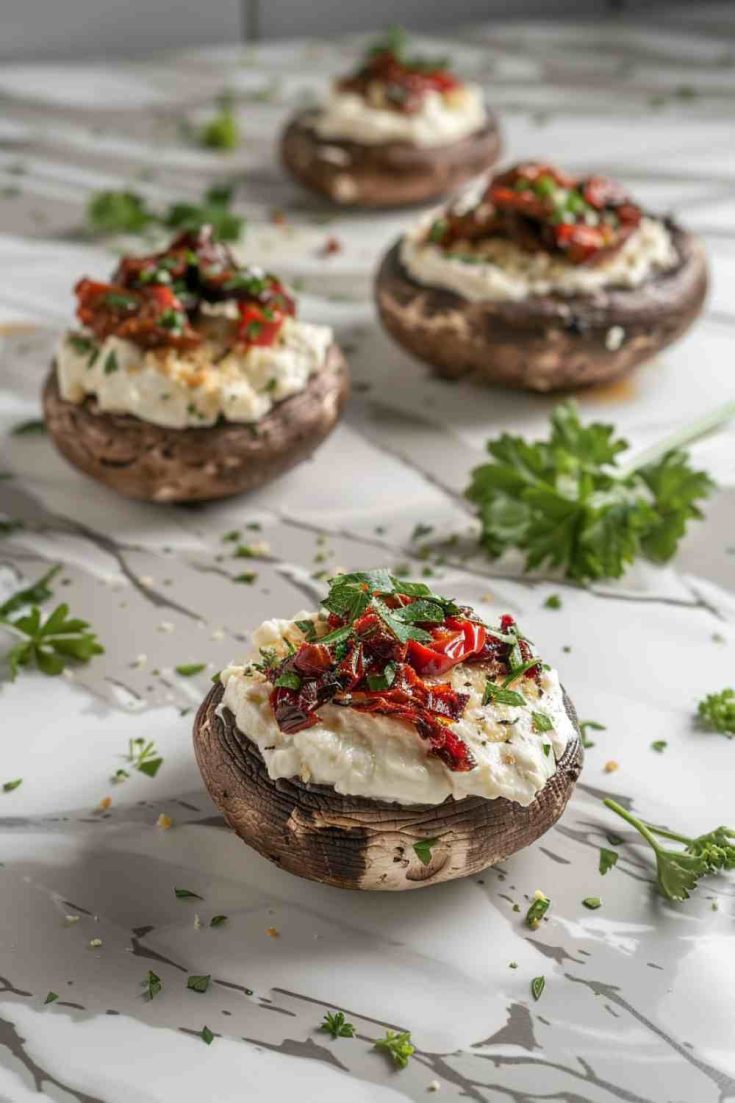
left=374, top=221, right=708, bottom=391
left=280, top=108, right=501, bottom=208
left=41, top=344, right=348, bottom=503
left=193, top=681, right=583, bottom=891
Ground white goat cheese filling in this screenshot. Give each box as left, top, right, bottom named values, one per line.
left=220, top=612, right=576, bottom=808
left=400, top=215, right=678, bottom=302
left=310, top=84, right=487, bottom=148
left=56, top=316, right=333, bottom=429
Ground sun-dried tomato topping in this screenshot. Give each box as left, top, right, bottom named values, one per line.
left=338, top=35, right=460, bottom=115
left=74, top=227, right=295, bottom=352
left=430, top=161, right=642, bottom=266
left=261, top=576, right=541, bottom=773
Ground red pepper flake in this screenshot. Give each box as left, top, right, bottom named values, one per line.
left=321, top=236, right=342, bottom=257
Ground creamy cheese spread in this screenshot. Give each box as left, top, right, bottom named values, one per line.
left=55, top=316, right=333, bottom=429
left=400, top=214, right=678, bottom=302
left=310, top=84, right=487, bottom=148
left=220, top=612, right=575, bottom=807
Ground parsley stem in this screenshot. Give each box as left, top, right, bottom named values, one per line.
left=644, top=825, right=694, bottom=846
left=622, top=401, right=735, bottom=477
left=603, top=799, right=665, bottom=855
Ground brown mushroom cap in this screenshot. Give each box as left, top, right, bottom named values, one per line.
left=281, top=108, right=501, bottom=209
left=374, top=221, right=708, bottom=391
left=193, top=681, right=583, bottom=891
left=42, top=343, right=348, bottom=503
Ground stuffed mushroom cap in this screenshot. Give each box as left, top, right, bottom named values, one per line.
left=44, top=227, right=348, bottom=501
left=375, top=161, right=708, bottom=390
left=193, top=571, right=583, bottom=890
left=281, top=29, right=500, bottom=208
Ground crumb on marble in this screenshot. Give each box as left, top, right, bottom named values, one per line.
left=156, top=813, right=173, bottom=830
left=604, top=760, right=619, bottom=773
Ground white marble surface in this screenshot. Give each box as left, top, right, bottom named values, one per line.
left=1, top=12, right=734, bottom=1102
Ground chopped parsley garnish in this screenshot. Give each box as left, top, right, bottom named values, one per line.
left=599, top=848, right=619, bottom=875
left=373, top=1029, right=415, bottom=1069
left=210, top=915, right=228, bottom=927
left=102, top=350, right=119, bottom=375
left=697, top=688, right=735, bottom=736
left=68, top=334, right=95, bottom=356
left=544, top=594, right=562, bottom=609
left=651, top=740, right=667, bottom=753
left=233, top=571, right=257, bottom=584
left=320, top=1010, right=355, bottom=1039
left=582, top=896, right=602, bottom=909
left=144, top=971, right=162, bottom=1000
left=295, top=619, right=317, bottom=641
left=530, top=976, right=545, bottom=1001
left=275, top=670, right=302, bottom=690
left=11, top=419, right=46, bottom=436
left=413, top=837, right=439, bottom=866
left=466, top=401, right=730, bottom=583
left=367, top=661, right=397, bottom=691
left=126, top=738, right=163, bottom=778
left=525, top=892, right=550, bottom=929
left=322, top=570, right=458, bottom=645
left=175, top=663, right=206, bottom=677
left=199, top=94, right=240, bottom=151
left=1, top=590, right=103, bottom=679
left=87, top=190, right=153, bottom=234
left=579, top=720, right=605, bottom=749
left=2, top=778, right=22, bottom=793
left=44, top=991, right=59, bottom=1005
left=604, top=798, right=735, bottom=901
left=186, top=974, right=211, bottom=993
left=532, top=711, right=553, bottom=733
left=201, top=1025, right=215, bottom=1044
left=483, top=681, right=526, bottom=708
left=87, top=184, right=244, bottom=243
left=175, top=887, right=203, bottom=900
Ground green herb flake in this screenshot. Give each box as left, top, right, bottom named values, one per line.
left=367, top=661, right=397, bottom=692
left=599, top=847, right=619, bottom=875
left=582, top=896, right=602, bottom=909
left=373, top=1029, right=415, bottom=1069
left=175, top=887, right=204, bottom=901
left=126, top=738, right=163, bottom=778
left=2, top=597, right=103, bottom=681
left=2, top=778, right=22, bottom=793
left=210, top=915, right=228, bottom=927
left=697, top=688, right=735, bottom=736
left=532, top=711, right=553, bottom=733
left=483, top=681, right=526, bottom=708
left=525, top=892, right=550, bottom=929
left=579, top=719, right=606, bottom=749
left=175, top=663, right=206, bottom=677
left=275, top=670, right=301, bottom=691
left=233, top=571, right=257, bottom=584
left=320, top=1010, right=355, bottom=1039
left=651, top=740, right=667, bottom=753
left=103, top=351, right=119, bottom=375
left=186, top=974, right=211, bottom=994
left=201, top=1025, right=215, bottom=1045
left=44, top=991, right=59, bottom=1005
left=11, top=419, right=46, bottom=436
left=544, top=594, right=562, bottom=610
left=144, top=970, right=162, bottom=1000
left=413, top=837, right=439, bottom=866
left=531, top=976, right=545, bottom=1001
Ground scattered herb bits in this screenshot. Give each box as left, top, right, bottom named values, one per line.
left=186, top=974, right=211, bottom=994
left=175, top=663, right=206, bottom=677
left=44, top=991, right=59, bottom=1005
left=2, top=778, right=22, bottom=793
left=525, top=891, right=550, bottom=929
left=210, top=915, right=228, bottom=928
left=582, top=897, right=602, bottom=909
left=544, top=594, right=562, bottom=610
left=321, top=1010, right=355, bottom=1039
left=373, top=1029, right=415, bottom=1069
left=599, top=848, right=619, bottom=875
left=697, top=688, right=735, bottom=736
left=144, top=971, right=162, bottom=1000
left=579, top=720, right=605, bottom=749
left=201, top=1025, right=215, bottom=1045
left=531, top=976, right=546, bottom=1001
left=651, top=740, right=667, bottom=753
left=175, top=887, right=204, bottom=901
left=413, top=838, right=439, bottom=866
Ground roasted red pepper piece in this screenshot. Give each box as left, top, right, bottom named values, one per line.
left=74, top=278, right=200, bottom=351
left=339, top=48, right=460, bottom=115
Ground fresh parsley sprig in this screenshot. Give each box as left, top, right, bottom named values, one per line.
left=86, top=184, right=244, bottom=243
left=697, top=688, right=735, bottom=736
left=604, top=799, right=735, bottom=901
left=466, top=401, right=733, bottom=583
left=373, top=1029, right=415, bottom=1069
left=320, top=1010, right=355, bottom=1039
left=1, top=598, right=103, bottom=679
left=321, top=570, right=459, bottom=645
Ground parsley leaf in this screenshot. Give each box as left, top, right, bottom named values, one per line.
left=164, top=184, right=243, bottom=244
left=2, top=601, right=103, bottom=679
left=532, top=711, right=553, bottom=733
left=2, top=778, right=22, bottom=793
left=87, top=190, right=153, bottom=234
left=175, top=663, right=206, bottom=677
left=144, top=971, right=162, bottom=1000
left=175, top=887, right=203, bottom=900
left=321, top=1010, right=355, bottom=1039
left=210, top=915, right=228, bottom=927
left=599, top=848, right=618, bottom=875
left=582, top=896, right=602, bottom=909
left=87, top=185, right=244, bottom=243
left=531, top=976, right=545, bottom=1001
left=0, top=565, right=60, bottom=619
left=11, top=418, right=46, bottom=436
left=201, top=1025, right=214, bottom=1044
left=525, top=892, right=550, bottom=929
left=604, top=799, right=735, bottom=901
left=466, top=401, right=726, bottom=583
left=186, top=974, right=211, bottom=993
left=126, top=738, right=163, bottom=778
left=483, top=681, right=526, bottom=708
left=579, top=719, right=605, bottom=749
left=413, top=837, right=439, bottom=866
left=44, top=991, right=59, bottom=1005
left=373, top=1029, right=415, bottom=1069
left=697, top=688, right=735, bottom=736
left=199, top=95, right=240, bottom=151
